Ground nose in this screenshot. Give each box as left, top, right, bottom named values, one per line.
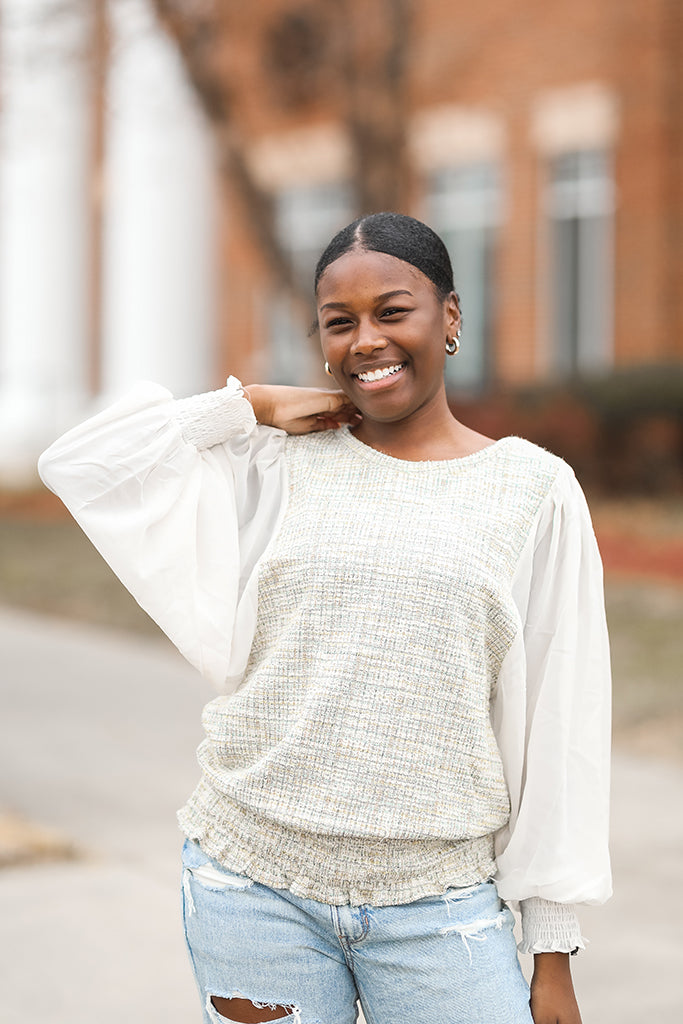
left=350, top=320, right=389, bottom=356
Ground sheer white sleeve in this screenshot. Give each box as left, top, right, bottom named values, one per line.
left=38, top=378, right=287, bottom=692
left=492, top=463, right=612, bottom=948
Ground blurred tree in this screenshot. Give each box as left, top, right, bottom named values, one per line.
left=150, top=0, right=300, bottom=300
left=150, top=0, right=413, bottom=304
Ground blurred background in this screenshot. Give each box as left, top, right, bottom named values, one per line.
left=0, top=0, right=681, bottom=486
left=0, top=1, right=682, bottom=1021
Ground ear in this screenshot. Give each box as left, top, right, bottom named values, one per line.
left=445, top=291, right=461, bottom=333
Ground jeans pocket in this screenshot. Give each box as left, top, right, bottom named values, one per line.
left=182, top=839, right=254, bottom=891
left=190, top=862, right=255, bottom=891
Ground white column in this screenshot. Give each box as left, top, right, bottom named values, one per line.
left=100, top=0, right=215, bottom=401
left=0, top=0, right=92, bottom=483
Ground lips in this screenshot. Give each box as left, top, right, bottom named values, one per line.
left=353, top=362, right=407, bottom=383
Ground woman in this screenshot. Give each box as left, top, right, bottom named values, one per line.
left=39, top=213, right=611, bottom=1024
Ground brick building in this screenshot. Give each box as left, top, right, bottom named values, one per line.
left=213, top=0, right=683, bottom=401
left=0, top=0, right=680, bottom=484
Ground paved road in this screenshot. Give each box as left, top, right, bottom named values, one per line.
left=1, top=606, right=681, bottom=1023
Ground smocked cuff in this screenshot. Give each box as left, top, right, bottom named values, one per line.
left=175, top=376, right=257, bottom=450
left=518, top=898, right=586, bottom=954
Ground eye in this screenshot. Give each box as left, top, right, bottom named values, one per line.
left=380, top=306, right=409, bottom=318
left=324, top=316, right=353, bottom=330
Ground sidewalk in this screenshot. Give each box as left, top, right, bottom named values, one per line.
left=1, top=605, right=681, bottom=1022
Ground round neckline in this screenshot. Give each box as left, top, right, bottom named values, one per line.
left=336, top=426, right=518, bottom=471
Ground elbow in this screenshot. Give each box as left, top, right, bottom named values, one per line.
left=37, top=446, right=59, bottom=493
left=37, top=442, right=78, bottom=499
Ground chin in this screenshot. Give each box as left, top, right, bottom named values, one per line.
left=358, top=402, right=417, bottom=424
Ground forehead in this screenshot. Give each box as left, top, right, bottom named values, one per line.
left=316, top=249, right=433, bottom=306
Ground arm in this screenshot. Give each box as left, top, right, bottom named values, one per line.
left=243, top=383, right=360, bottom=433
left=530, top=953, right=582, bottom=1024
left=521, top=898, right=583, bottom=1022
left=38, top=379, right=360, bottom=689
left=491, top=463, right=612, bottom=1021
left=38, top=378, right=283, bottom=690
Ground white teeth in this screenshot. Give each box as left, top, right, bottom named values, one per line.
left=356, top=363, right=404, bottom=383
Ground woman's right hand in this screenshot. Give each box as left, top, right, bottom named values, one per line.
left=242, top=384, right=361, bottom=435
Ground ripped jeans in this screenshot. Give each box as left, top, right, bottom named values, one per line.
left=181, top=839, right=533, bottom=1024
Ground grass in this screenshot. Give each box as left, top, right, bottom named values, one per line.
left=2, top=512, right=682, bottom=758
left=0, top=517, right=161, bottom=638
left=603, top=580, right=683, bottom=758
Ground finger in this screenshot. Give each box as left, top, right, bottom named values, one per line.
left=286, top=414, right=337, bottom=435
left=315, top=416, right=349, bottom=432
left=313, top=414, right=343, bottom=431
left=333, top=400, right=362, bottom=421
left=318, top=389, right=356, bottom=413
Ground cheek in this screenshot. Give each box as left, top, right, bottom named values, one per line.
left=320, top=339, right=350, bottom=388
left=321, top=335, right=346, bottom=365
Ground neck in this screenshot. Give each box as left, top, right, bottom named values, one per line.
left=353, top=392, right=475, bottom=461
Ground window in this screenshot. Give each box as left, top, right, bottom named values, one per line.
left=545, top=150, right=613, bottom=376
left=426, top=163, right=502, bottom=392
left=268, top=182, right=352, bottom=384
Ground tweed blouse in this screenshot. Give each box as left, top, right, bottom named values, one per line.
left=38, top=378, right=612, bottom=953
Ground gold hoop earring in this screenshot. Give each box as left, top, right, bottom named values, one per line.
left=324, top=361, right=334, bottom=376
left=445, top=334, right=460, bottom=355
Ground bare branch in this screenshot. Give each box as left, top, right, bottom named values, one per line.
left=149, top=0, right=307, bottom=306
left=149, top=0, right=414, bottom=310
left=332, top=0, right=413, bottom=214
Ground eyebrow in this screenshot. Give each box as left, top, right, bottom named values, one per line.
left=319, top=289, right=414, bottom=312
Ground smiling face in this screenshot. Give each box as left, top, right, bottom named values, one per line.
left=317, top=248, right=460, bottom=427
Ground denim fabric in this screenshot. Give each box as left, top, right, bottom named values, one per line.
left=181, top=839, right=533, bottom=1024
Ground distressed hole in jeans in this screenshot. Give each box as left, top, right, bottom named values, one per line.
left=439, top=908, right=509, bottom=965
left=209, top=994, right=299, bottom=1023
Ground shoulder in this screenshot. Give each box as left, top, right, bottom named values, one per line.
left=500, top=439, right=596, bottom=558
left=497, top=436, right=565, bottom=478
left=284, top=428, right=348, bottom=461
left=279, top=430, right=350, bottom=492
left=488, top=439, right=594, bottom=562
left=492, top=436, right=576, bottom=505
